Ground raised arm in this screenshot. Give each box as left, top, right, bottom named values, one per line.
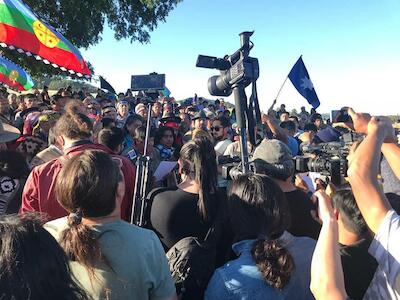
left=262, top=111, right=288, bottom=144
left=310, top=191, right=347, bottom=300
left=347, top=107, right=400, bottom=180
left=347, top=117, right=394, bottom=233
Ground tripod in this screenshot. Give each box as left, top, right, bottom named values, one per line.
left=130, top=103, right=152, bottom=226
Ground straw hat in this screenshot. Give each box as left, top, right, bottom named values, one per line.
left=0, top=120, right=20, bottom=143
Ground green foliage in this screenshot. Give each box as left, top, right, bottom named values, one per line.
left=2, top=0, right=181, bottom=77
left=24, top=0, right=182, bottom=48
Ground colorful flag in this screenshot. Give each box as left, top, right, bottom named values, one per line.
left=288, top=56, right=320, bottom=109
left=0, top=0, right=91, bottom=77
left=0, top=55, right=33, bottom=91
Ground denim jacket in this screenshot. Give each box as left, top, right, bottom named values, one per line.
left=205, top=231, right=316, bottom=300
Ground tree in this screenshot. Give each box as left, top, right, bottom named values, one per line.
left=3, top=0, right=181, bottom=78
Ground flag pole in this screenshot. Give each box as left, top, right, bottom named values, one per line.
left=274, top=76, right=289, bottom=104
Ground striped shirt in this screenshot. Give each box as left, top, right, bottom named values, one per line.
left=364, top=210, right=400, bottom=299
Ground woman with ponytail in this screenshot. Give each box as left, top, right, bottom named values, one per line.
left=205, top=174, right=316, bottom=299
left=45, top=150, right=177, bottom=300
left=149, top=137, right=220, bottom=250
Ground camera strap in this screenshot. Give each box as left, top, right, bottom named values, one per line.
left=247, top=80, right=261, bottom=147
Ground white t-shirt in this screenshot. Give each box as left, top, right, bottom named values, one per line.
left=214, top=139, right=232, bottom=156
left=364, top=210, right=400, bottom=299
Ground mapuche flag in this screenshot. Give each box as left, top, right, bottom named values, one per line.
left=0, top=0, right=91, bottom=77
left=288, top=56, right=320, bottom=109
left=0, top=55, right=33, bottom=91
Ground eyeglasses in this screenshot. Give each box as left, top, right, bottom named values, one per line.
left=211, top=126, right=222, bottom=132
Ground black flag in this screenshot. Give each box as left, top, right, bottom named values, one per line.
left=99, top=76, right=116, bottom=94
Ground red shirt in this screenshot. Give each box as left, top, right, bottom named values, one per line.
left=20, top=143, right=136, bottom=222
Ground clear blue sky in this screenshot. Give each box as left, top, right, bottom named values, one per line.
left=82, top=0, right=400, bottom=115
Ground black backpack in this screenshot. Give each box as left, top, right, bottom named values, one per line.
left=166, top=226, right=219, bottom=300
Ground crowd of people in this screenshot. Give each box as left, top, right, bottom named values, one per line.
left=0, top=84, right=399, bottom=300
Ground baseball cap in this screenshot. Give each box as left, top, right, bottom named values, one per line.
left=252, top=139, right=294, bottom=179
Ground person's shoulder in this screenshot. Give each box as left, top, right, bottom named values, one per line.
left=373, top=210, right=400, bottom=242
left=44, top=217, right=68, bottom=240
left=103, top=220, right=162, bottom=248
left=291, top=234, right=317, bottom=247
left=285, top=188, right=308, bottom=199
left=111, top=153, right=133, bottom=167
left=30, top=156, right=62, bottom=175
left=151, top=186, right=179, bottom=199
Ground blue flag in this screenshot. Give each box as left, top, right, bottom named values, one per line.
left=288, top=56, right=320, bottom=109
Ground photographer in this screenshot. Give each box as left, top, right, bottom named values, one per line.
left=332, top=189, right=378, bottom=300
left=253, top=139, right=321, bottom=239
left=345, top=110, right=400, bottom=299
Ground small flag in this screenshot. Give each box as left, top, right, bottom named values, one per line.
left=99, top=76, right=116, bottom=94
left=0, top=56, right=34, bottom=91
left=288, top=56, right=320, bottom=109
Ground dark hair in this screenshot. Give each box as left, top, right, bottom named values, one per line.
left=64, top=99, right=84, bottom=115
left=0, top=214, right=89, bottom=300
left=0, top=150, right=30, bottom=179
left=101, top=117, right=116, bottom=129
left=124, top=114, right=143, bottom=131
left=134, top=126, right=155, bottom=142
left=310, top=113, right=322, bottom=123
left=179, top=137, right=218, bottom=221
left=55, top=112, right=93, bottom=140
left=56, top=150, right=120, bottom=276
left=280, top=120, right=296, bottom=133
left=303, top=123, right=318, bottom=133
left=98, top=127, right=125, bottom=153
left=332, top=189, right=369, bottom=237
left=228, top=174, right=294, bottom=289
left=155, top=126, right=175, bottom=146
left=214, top=116, right=231, bottom=128
left=289, top=115, right=299, bottom=123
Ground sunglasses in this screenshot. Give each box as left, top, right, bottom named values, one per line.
left=211, top=126, right=222, bottom=132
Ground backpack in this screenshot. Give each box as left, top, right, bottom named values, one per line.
left=166, top=226, right=219, bottom=300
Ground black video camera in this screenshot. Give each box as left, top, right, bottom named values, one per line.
left=294, top=141, right=351, bottom=185
left=196, top=32, right=259, bottom=97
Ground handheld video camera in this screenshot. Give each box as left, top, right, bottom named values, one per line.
left=196, top=31, right=259, bottom=97
left=294, top=132, right=364, bottom=185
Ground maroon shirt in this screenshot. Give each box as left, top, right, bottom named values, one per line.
left=20, top=143, right=136, bottom=221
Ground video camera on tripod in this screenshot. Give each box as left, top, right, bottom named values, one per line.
left=196, top=31, right=261, bottom=174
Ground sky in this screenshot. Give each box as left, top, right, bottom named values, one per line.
left=81, top=0, right=400, bottom=115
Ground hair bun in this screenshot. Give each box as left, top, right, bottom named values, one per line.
left=251, top=239, right=295, bottom=290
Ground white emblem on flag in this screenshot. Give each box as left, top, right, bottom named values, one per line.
left=300, top=77, right=314, bottom=91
